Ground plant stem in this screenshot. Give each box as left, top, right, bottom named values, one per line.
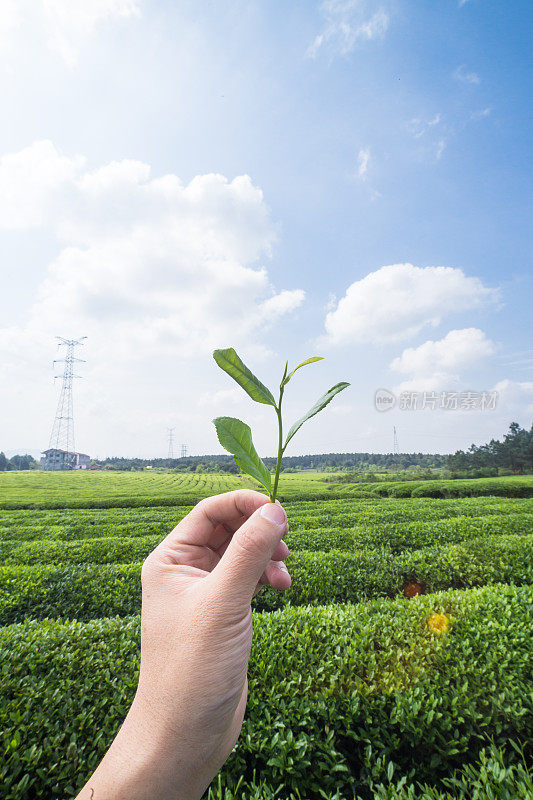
left=271, top=390, right=284, bottom=502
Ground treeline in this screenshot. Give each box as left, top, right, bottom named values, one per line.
left=0, top=453, right=39, bottom=471
left=4, top=423, right=530, bottom=475
left=100, top=424, right=533, bottom=477
left=447, top=423, right=533, bottom=475
left=100, top=452, right=446, bottom=472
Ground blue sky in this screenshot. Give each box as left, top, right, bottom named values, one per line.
left=0, top=0, right=531, bottom=458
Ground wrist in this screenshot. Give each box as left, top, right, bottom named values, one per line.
left=77, top=696, right=205, bottom=800
left=118, top=696, right=207, bottom=800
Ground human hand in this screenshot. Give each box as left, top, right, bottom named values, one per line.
left=76, top=490, right=290, bottom=800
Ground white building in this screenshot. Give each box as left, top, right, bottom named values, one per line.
left=41, top=449, right=91, bottom=471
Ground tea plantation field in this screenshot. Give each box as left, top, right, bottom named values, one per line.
left=1, top=470, right=531, bottom=508
left=0, top=472, right=532, bottom=798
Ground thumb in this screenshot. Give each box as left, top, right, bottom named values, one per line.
left=211, top=502, right=288, bottom=601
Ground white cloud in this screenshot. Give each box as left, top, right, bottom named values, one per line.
left=0, top=0, right=141, bottom=66
left=357, top=148, right=370, bottom=179
left=308, top=1, right=389, bottom=58
left=257, top=290, right=305, bottom=320
left=391, top=328, right=496, bottom=391
left=357, top=8, right=389, bottom=39
left=325, top=292, right=337, bottom=312
left=307, top=33, right=324, bottom=58
left=408, top=113, right=441, bottom=139
left=0, top=1, right=22, bottom=51
left=406, top=114, right=449, bottom=161
left=0, top=140, right=304, bottom=361
left=471, top=107, right=492, bottom=120
left=198, top=388, right=244, bottom=407
left=0, top=140, right=306, bottom=456
left=0, top=139, right=86, bottom=229
left=324, top=263, right=499, bottom=345
left=454, top=65, right=481, bottom=85
left=492, top=379, right=533, bottom=417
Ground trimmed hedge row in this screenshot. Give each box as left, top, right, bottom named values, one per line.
left=1, top=475, right=531, bottom=509
left=0, top=497, right=530, bottom=545
left=0, top=494, right=209, bottom=511
left=1, top=512, right=531, bottom=566
left=0, top=533, right=163, bottom=566
left=0, top=534, right=530, bottom=623
left=1, top=585, right=531, bottom=799
left=288, top=503, right=532, bottom=534
left=287, top=512, right=533, bottom=555
left=0, top=490, right=372, bottom=511
left=343, top=512, right=533, bottom=554
left=258, top=534, right=533, bottom=611
left=0, top=505, right=193, bottom=542
left=364, top=476, right=533, bottom=499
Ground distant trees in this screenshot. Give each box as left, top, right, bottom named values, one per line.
left=447, top=423, right=533, bottom=475
left=100, top=452, right=446, bottom=473
left=98, top=427, right=533, bottom=476
left=0, top=453, right=39, bottom=471
left=4, top=430, right=529, bottom=474
left=100, top=456, right=240, bottom=473
left=9, top=454, right=34, bottom=470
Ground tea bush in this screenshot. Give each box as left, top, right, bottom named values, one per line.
left=1, top=472, right=531, bottom=510
left=0, top=534, right=530, bottom=623
left=0, top=533, right=163, bottom=566
left=0, top=506, right=193, bottom=541
left=369, top=477, right=533, bottom=499
left=1, top=585, right=531, bottom=799
left=1, top=472, right=531, bottom=798
left=0, top=496, right=530, bottom=550
left=257, top=534, right=533, bottom=611
left=343, top=512, right=533, bottom=554
left=1, top=509, right=531, bottom=566
left=205, top=744, right=533, bottom=799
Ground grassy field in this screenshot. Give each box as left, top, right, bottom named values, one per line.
left=0, top=471, right=532, bottom=798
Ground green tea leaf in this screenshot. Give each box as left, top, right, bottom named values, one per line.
left=213, top=348, right=276, bottom=406
left=213, top=416, right=272, bottom=493
left=284, top=381, right=350, bottom=448
left=281, top=356, right=324, bottom=387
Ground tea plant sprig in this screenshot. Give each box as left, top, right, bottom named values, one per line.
left=212, top=347, right=349, bottom=502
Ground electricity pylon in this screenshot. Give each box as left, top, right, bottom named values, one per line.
left=393, top=426, right=399, bottom=455
left=48, top=337, right=86, bottom=457
left=167, top=428, right=175, bottom=459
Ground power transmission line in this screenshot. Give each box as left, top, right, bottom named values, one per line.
left=180, top=443, right=188, bottom=458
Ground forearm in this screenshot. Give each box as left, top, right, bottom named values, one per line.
left=75, top=695, right=209, bottom=800
left=75, top=492, right=289, bottom=800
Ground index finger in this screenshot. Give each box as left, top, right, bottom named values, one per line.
left=162, top=489, right=272, bottom=550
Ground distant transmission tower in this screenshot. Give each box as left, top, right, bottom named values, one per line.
left=180, top=443, right=188, bottom=458
left=167, top=428, right=175, bottom=459
left=393, top=426, right=399, bottom=455
left=49, top=337, right=87, bottom=457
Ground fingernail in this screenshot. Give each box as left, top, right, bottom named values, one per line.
left=274, top=561, right=289, bottom=572
left=260, top=503, right=287, bottom=525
